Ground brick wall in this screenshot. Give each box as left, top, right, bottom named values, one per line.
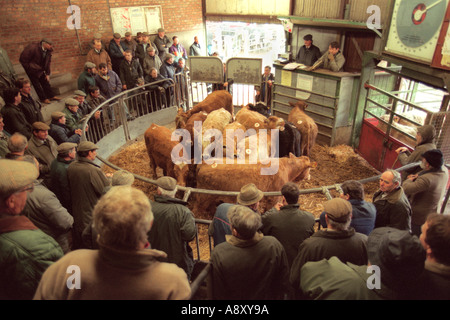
left=0, top=0, right=204, bottom=79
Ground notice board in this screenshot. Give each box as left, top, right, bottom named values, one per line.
left=110, top=6, right=163, bottom=36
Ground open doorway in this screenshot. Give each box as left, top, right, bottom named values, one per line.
left=205, top=20, right=286, bottom=106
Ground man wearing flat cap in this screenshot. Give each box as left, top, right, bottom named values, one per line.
left=209, top=183, right=264, bottom=246
left=154, top=28, right=171, bottom=61
left=123, top=31, right=138, bottom=57
left=210, top=205, right=290, bottom=300
left=49, top=111, right=81, bottom=145
left=67, top=141, right=111, bottom=249
left=19, top=39, right=61, bottom=104
left=62, top=97, right=85, bottom=133
left=290, top=198, right=368, bottom=295
left=0, top=159, right=63, bottom=299
left=77, top=62, right=97, bottom=95
left=109, top=32, right=129, bottom=75
left=87, top=40, right=113, bottom=72
left=299, top=227, right=426, bottom=300
left=26, top=121, right=58, bottom=187
left=147, top=176, right=196, bottom=279
left=136, top=32, right=159, bottom=69
left=296, top=34, right=322, bottom=66
left=50, top=142, right=77, bottom=213
left=143, top=45, right=162, bottom=76
left=15, top=77, right=44, bottom=126
left=403, top=149, right=449, bottom=236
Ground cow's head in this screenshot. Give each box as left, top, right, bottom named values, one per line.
left=173, top=162, right=190, bottom=187
left=289, top=100, right=308, bottom=111
left=175, top=108, right=188, bottom=129
left=265, top=116, right=285, bottom=131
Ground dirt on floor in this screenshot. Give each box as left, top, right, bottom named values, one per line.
left=102, top=136, right=381, bottom=261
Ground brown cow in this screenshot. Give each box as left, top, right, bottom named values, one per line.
left=235, top=105, right=269, bottom=131
left=192, top=154, right=317, bottom=217
left=186, top=90, right=234, bottom=119
left=144, top=123, right=190, bottom=186
left=288, top=100, right=318, bottom=157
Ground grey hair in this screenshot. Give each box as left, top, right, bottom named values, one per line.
left=93, top=186, right=153, bottom=250
left=227, top=205, right=262, bottom=240
left=327, top=215, right=352, bottom=231
left=385, top=169, right=401, bottom=185
left=8, top=133, right=28, bottom=153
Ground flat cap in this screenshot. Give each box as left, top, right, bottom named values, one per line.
left=113, top=33, right=121, bottom=39
left=32, top=121, right=50, bottom=131
left=42, top=38, right=53, bottom=45
left=125, top=31, right=132, bottom=37
left=146, top=46, right=155, bottom=52
left=0, top=159, right=39, bottom=198
left=142, top=32, right=150, bottom=37
left=303, top=34, right=313, bottom=41
left=57, top=142, right=77, bottom=154
left=93, top=33, right=102, bottom=39
left=77, top=141, right=99, bottom=152
left=84, top=61, right=96, bottom=69
left=51, top=111, right=65, bottom=121
left=323, top=198, right=352, bottom=222
left=158, top=28, right=165, bottom=33
left=73, top=90, right=86, bottom=97
left=155, top=176, right=177, bottom=191
left=65, top=98, right=80, bottom=106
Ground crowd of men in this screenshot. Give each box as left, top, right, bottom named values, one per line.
left=0, top=33, right=449, bottom=301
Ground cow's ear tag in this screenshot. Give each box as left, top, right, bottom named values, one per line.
left=297, top=120, right=303, bottom=125
left=211, top=163, right=217, bottom=168
left=254, top=123, right=260, bottom=128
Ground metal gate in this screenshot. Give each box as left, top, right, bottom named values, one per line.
left=357, top=82, right=450, bottom=172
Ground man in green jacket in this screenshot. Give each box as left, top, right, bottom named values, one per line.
left=77, top=62, right=97, bottom=94
left=0, top=159, right=63, bottom=299
left=67, top=141, right=111, bottom=249
left=147, top=176, right=196, bottom=279
left=300, top=227, right=425, bottom=300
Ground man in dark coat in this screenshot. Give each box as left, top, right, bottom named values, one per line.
left=153, top=28, right=171, bottom=61
left=108, top=33, right=128, bottom=76
left=15, top=78, right=43, bottom=126
left=210, top=205, right=290, bottom=300
left=67, top=141, right=111, bottom=249
left=50, top=142, right=77, bottom=214
left=261, top=182, right=315, bottom=268
left=19, top=39, right=60, bottom=104
left=119, top=50, right=143, bottom=91
left=0, top=88, right=33, bottom=139
left=147, top=176, right=196, bottom=280
left=77, top=62, right=97, bottom=94
left=48, top=111, right=81, bottom=145
left=296, top=34, right=322, bottom=66
left=290, top=198, right=368, bottom=295
left=136, top=32, right=159, bottom=69
left=373, top=169, right=412, bottom=232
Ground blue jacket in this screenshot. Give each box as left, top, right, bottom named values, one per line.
left=95, top=70, right=122, bottom=100
left=320, top=199, right=376, bottom=236
left=49, top=121, right=81, bottom=145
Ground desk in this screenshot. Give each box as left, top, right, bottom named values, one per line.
left=272, top=63, right=361, bottom=146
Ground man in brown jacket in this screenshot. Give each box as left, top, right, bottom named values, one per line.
left=67, top=141, right=111, bottom=249
left=34, top=185, right=191, bottom=300
left=403, top=149, right=449, bottom=236
left=86, top=41, right=112, bottom=72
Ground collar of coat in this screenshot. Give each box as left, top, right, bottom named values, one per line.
left=226, top=231, right=264, bottom=248
left=97, top=242, right=168, bottom=270
left=374, top=186, right=404, bottom=204
left=77, top=157, right=101, bottom=168
left=280, top=203, right=300, bottom=211
left=425, top=260, right=450, bottom=277
left=0, top=215, right=39, bottom=234
left=153, top=194, right=188, bottom=206
left=313, top=227, right=356, bottom=239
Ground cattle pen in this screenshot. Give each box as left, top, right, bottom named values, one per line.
left=80, top=76, right=450, bottom=299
